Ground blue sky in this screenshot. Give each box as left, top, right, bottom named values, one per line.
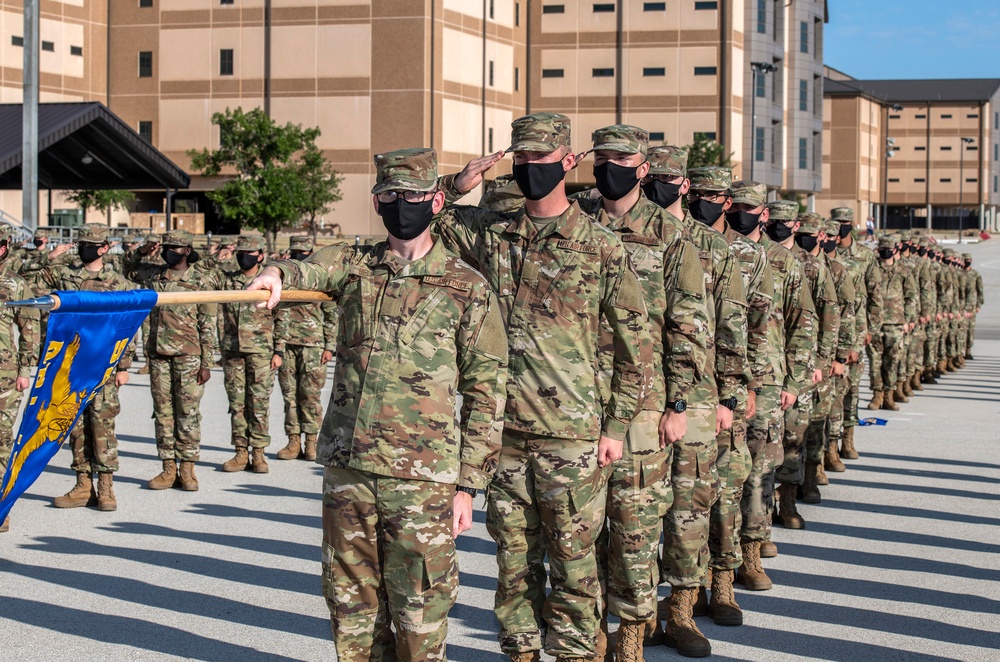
left=825, top=0, right=1000, bottom=79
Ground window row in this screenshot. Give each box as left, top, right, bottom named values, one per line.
left=541, top=65, right=716, bottom=78
left=139, top=0, right=233, bottom=6
left=888, top=178, right=978, bottom=184
left=891, top=113, right=980, bottom=120
left=892, top=145, right=979, bottom=152
left=542, top=1, right=715, bottom=13
left=11, top=36, right=83, bottom=55
left=137, top=50, right=235, bottom=77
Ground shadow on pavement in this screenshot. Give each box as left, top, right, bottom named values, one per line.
left=792, top=520, right=998, bottom=554
left=100, top=521, right=319, bottom=560
left=185, top=502, right=321, bottom=529
left=857, top=452, right=1000, bottom=471
left=831, top=463, right=1000, bottom=485
left=826, top=478, right=1000, bottom=502
left=226, top=482, right=321, bottom=501
left=819, top=498, right=1000, bottom=527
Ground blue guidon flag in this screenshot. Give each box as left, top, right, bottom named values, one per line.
left=0, top=290, right=157, bottom=521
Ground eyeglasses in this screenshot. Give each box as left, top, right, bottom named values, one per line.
left=376, top=190, right=434, bottom=204
left=641, top=174, right=683, bottom=184
left=687, top=191, right=728, bottom=202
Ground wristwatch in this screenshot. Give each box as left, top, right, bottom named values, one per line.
left=834, top=357, right=847, bottom=365
left=456, top=486, right=477, bottom=497
left=720, top=397, right=738, bottom=411
left=666, top=400, right=687, bottom=413
left=750, top=387, right=762, bottom=395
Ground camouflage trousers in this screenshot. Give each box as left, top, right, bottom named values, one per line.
left=867, top=332, right=885, bottom=391
left=708, top=410, right=751, bottom=572
left=740, top=385, right=783, bottom=543
left=598, top=410, right=672, bottom=622
left=222, top=352, right=274, bottom=448
left=322, top=467, right=457, bottom=662
left=907, top=324, right=926, bottom=376
left=844, top=360, right=864, bottom=428
left=149, top=354, right=205, bottom=462
left=775, top=388, right=813, bottom=486
left=68, top=382, right=121, bottom=474
left=946, top=319, right=960, bottom=358
left=278, top=345, right=327, bottom=436
left=660, top=406, right=719, bottom=588
left=805, top=373, right=847, bottom=464
left=487, top=431, right=606, bottom=658
left=967, top=316, right=977, bottom=355
left=827, top=372, right=852, bottom=453
left=879, top=325, right=905, bottom=388
left=956, top=318, right=969, bottom=357
left=0, top=368, right=24, bottom=465
left=923, top=321, right=939, bottom=368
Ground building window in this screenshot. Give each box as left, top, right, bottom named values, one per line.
left=799, top=79, right=808, bottom=112
left=755, top=127, right=765, bottom=162
left=994, top=144, right=998, bottom=160
left=800, top=21, right=808, bottom=53
left=798, top=138, right=807, bottom=170
left=220, top=0, right=233, bottom=4
left=697, top=132, right=717, bottom=141
left=995, top=112, right=999, bottom=129
left=941, top=114, right=952, bottom=119
left=941, top=146, right=952, bottom=151
left=915, top=113, right=926, bottom=119
left=489, top=61, right=494, bottom=87
left=138, top=51, right=153, bottom=78
left=771, top=121, right=780, bottom=164
left=649, top=131, right=665, bottom=141
left=967, top=145, right=978, bottom=151
left=41, top=41, right=54, bottom=52
left=966, top=178, right=978, bottom=183
left=694, top=66, right=717, bottom=76
left=70, top=45, right=83, bottom=56
left=139, top=0, right=152, bottom=6
left=515, top=2, right=520, bottom=25
left=888, top=178, right=900, bottom=183
left=773, top=0, right=780, bottom=40
left=755, top=71, right=766, bottom=97
left=915, top=146, right=926, bottom=151
left=643, top=67, right=665, bottom=77
left=644, top=1, right=666, bottom=9
left=889, top=114, right=901, bottom=119
left=967, top=113, right=978, bottom=119
left=541, top=69, right=564, bottom=78
left=138, top=121, right=153, bottom=143
left=994, top=175, right=997, bottom=193
left=593, top=3, right=615, bottom=11
left=542, top=4, right=564, bottom=13
left=757, top=0, right=766, bottom=33
left=11, top=35, right=23, bottom=47
left=914, top=178, right=926, bottom=183
left=220, top=49, right=234, bottom=76
left=694, top=1, right=717, bottom=9
left=940, top=178, right=952, bottom=183
left=592, top=68, right=614, bottom=77
left=514, top=67, right=519, bottom=91
left=489, top=0, right=494, bottom=18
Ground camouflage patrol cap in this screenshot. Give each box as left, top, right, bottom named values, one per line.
left=831, top=207, right=854, bottom=223
left=0, top=224, right=12, bottom=244
left=767, top=200, right=800, bottom=222
left=900, top=230, right=913, bottom=242
left=795, top=212, right=824, bottom=235
left=688, top=166, right=732, bottom=192
left=508, top=112, right=572, bottom=152
left=480, top=174, right=525, bottom=213
left=878, top=235, right=900, bottom=250
left=236, top=235, right=266, bottom=252
left=823, top=219, right=840, bottom=236
left=144, top=233, right=161, bottom=244
left=962, top=252, right=972, bottom=261
left=219, top=235, right=237, bottom=247
left=372, top=148, right=438, bottom=195
left=942, top=247, right=956, bottom=257
left=647, top=146, right=688, bottom=177
left=289, top=236, right=313, bottom=251
left=33, top=227, right=51, bottom=239
left=591, top=124, right=649, bottom=155
left=77, top=223, right=110, bottom=244
left=161, top=230, right=193, bottom=247
left=917, top=235, right=931, bottom=248
left=731, top=180, right=767, bottom=207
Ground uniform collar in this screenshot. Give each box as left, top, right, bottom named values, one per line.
left=507, top=200, right=586, bottom=241
left=367, top=239, right=450, bottom=278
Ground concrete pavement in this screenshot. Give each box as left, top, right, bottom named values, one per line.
left=1, top=239, right=999, bottom=661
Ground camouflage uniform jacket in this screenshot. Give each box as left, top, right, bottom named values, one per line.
left=899, top=258, right=920, bottom=325
left=432, top=199, right=647, bottom=441
left=273, top=240, right=508, bottom=490
left=793, top=245, right=839, bottom=371
left=0, top=264, right=40, bottom=379
left=825, top=254, right=857, bottom=361
left=962, top=269, right=977, bottom=313
left=936, top=263, right=954, bottom=315
left=759, top=236, right=816, bottom=396
left=973, top=269, right=984, bottom=308
left=917, top=258, right=937, bottom=320
left=878, top=260, right=915, bottom=326
left=274, top=299, right=338, bottom=353
left=575, top=195, right=709, bottom=410
left=33, top=261, right=135, bottom=369
left=123, top=253, right=217, bottom=369
left=723, top=224, right=774, bottom=391
left=200, top=267, right=276, bottom=355
left=838, top=241, right=883, bottom=335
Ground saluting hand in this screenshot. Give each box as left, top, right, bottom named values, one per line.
left=454, top=151, right=505, bottom=194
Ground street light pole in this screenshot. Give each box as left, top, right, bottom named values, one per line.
left=749, top=62, right=775, bottom=182
left=958, top=136, right=974, bottom=243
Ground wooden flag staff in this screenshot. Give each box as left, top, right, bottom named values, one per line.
left=4, top=290, right=332, bottom=311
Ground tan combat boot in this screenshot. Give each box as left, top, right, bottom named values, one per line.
left=178, top=462, right=199, bottom=491
left=840, top=427, right=859, bottom=460
left=643, top=616, right=665, bottom=646
left=776, top=483, right=804, bottom=529
left=801, top=463, right=822, bottom=504
left=922, top=369, right=938, bottom=384
left=709, top=569, right=742, bottom=626
left=825, top=442, right=846, bottom=473
left=737, top=542, right=772, bottom=590
left=53, top=472, right=95, bottom=508
left=222, top=444, right=250, bottom=472
left=595, top=610, right=609, bottom=661
left=946, top=358, right=957, bottom=372
left=615, top=619, right=645, bottom=662
left=903, top=377, right=914, bottom=398
left=663, top=587, right=711, bottom=658
left=251, top=447, right=269, bottom=474
left=816, top=459, right=829, bottom=485
left=0, top=516, right=9, bottom=533
left=148, top=459, right=177, bottom=490
left=882, top=389, right=899, bottom=411
left=276, top=434, right=302, bottom=460
left=304, top=434, right=318, bottom=461
left=936, top=359, right=947, bottom=375
left=912, top=371, right=924, bottom=391
left=136, top=364, right=150, bottom=375
left=96, top=473, right=117, bottom=512
left=692, top=585, right=710, bottom=617
left=895, top=381, right=910, bottom=403
left=867, top=391, right=884, bottom=409
left=956, top=355, right=966, bottom=368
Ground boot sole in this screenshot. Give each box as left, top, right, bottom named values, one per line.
left=220, top=464, right=248, bottom=472
left=662, top=634, right=711, bottom=658
left=52, top=500, right=92, bottom=509
left=801, top=495, right=822, bottom=505
left=97, top=504, right=117, bottom=512
left=737, top=577, right=773, bottom=591
left=711, top=611, right=743, bottom=626
left=826, top=465, right=847, bottom=472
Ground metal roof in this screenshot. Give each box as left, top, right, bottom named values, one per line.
left=824, top=78, right=1000, bottom=104
left=0, top=102, right=190, bottom=191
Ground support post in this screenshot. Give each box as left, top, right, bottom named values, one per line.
left=22, top=0, right=39, bottom=232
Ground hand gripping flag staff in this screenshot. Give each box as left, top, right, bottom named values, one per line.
left=0, top=288, right=330, bottom=522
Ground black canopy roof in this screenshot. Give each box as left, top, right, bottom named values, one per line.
left=0, top=102, right=190, bottom=191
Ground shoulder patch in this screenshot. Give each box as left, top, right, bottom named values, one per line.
left=471, top=298, right=508, bottom=362
left=556, top=239, right=600, bottom=255
left=675, top=245, right=706, bottom=297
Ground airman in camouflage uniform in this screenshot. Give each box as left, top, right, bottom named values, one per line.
left=963, top=254, right=984, bottom=359
left=201, top=235, right=278, bottom=473
left=0, top=225, right=40, bottom=534
left=250, top=147, right=508, bottom=662
left=917, top=236, right=942, bottom=385
left=871, top=235, right=918, bottom=411
left=572, top=125, right=709, bottom=661
left=35, top=224, right=133, bottom=512
left=128, top=232, right=162, bottom=373
left=938, top=248, right=959, bottom=374
left=274, top=235, right=337, bottom=462
left=124, top=230, right=215, bottom=491
left=892, top=233, right=920, bottom=403
left=834, top=207, right=881, bottom=458
left=13, top=227, right=54, bottom=277
left=434, top=113, right=649, bottom=662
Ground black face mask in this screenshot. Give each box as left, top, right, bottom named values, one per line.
left=725, top=210, right=762, bottom=236
left=838, top=224, right=853, bottom=239
left=822, top=238, right=838, bottom=253
left=795, top=235, right=819, bottom=252
left=162, top=248, right=185, bottom=267
left=289, top=250, right=310, bottom=261
left=78, top=243, right=102, bottom=265
left=878, top=248, right=895, bottom=260
left=378, top=199, right=435, bottom=240
left=33, top=238, right=44, bottom=248
left=594, top=162, right=641, bottom=201
left=237, top=252, right=261, bottom=271
left=641, top=180, right=682, bottom=208
left=689, top=199, right=726, bottom=225
left=513, top=161, right=566, bottom=201
left=766, top=222, right=794, bottom=242
left=918, top=247, right=927, bottom=257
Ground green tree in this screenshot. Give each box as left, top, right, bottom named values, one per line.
left=685, top=133, right=734, bottom=170
left=65, top=189, right=136, bottom=221
left=296, top=141, right=343, bottom=243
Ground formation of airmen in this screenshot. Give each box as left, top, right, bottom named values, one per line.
left=0, top=112, right=986, bottom=662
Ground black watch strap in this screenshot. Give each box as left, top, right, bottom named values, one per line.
left=456, top=486, right=477, bottom=497
left=720, top=397, right=738, bottom=411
